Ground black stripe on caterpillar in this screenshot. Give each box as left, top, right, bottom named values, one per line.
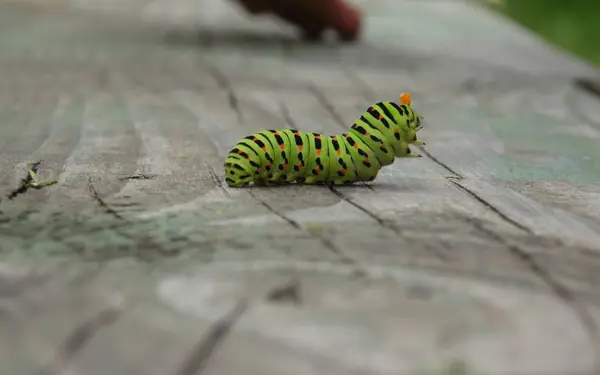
left=224, top=92, right=425, bottom=187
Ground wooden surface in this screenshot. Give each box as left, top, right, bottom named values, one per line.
left=2, top=0, right=600, bottom=374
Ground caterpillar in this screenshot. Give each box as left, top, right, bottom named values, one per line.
left=224, top=92, right=425, bottom=187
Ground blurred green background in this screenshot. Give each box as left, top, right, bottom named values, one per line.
left=482, top=0, right=600, bottom=67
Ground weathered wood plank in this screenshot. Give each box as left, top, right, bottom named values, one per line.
left=2, top=254, right=595, bottom=375
left=1, top=0, right=600, bottom=374
left=157, top=262, right=596, bottom=375
left=48, top=92, right=140, bottom=206
left=104, top=89, right=218, bottom=214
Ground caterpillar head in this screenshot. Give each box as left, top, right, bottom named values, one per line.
left=399, top=92, right=425, bottom=145
left=224, top=155, right=255, bottom=187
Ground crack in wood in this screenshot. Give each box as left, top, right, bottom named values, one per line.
left=36, top=306, right=123, bottom=375
left=325, top=184, right=385, bottom=227
left=207, top=65, right=240, bottom=119
left=87, top=177, right=124, bottom=220
left=174, top=300, right=247, bottom=375
left=419, top=147, right=465, bottom=179
left=7, top=160, right=56, bottom=200
left=117, top=173, right=157, bottom=181
left=248, top=189, right=302, bottom=227
left=207, top=165, right=229, bottom=196
left=462, top=215, right=600, bottom=368
left=267, top=278, right=302, bottom=305
left=446, top=177, right=533, bottom=235
left=248, top=189, right=362, bottom=270
left=326, top=184, right=449, bottom=260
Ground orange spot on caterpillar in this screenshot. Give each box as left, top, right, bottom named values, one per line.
left=400, top=92, right=412, bottom=105
left=280, top=144, right=285, bottom=150
left=316, top=149, right=322, bottom=155
left=336, top=149, right=341, bottom=155
left=298, top=145, right=303, bottom=151
left=365, top=130, right=370, bottom=136
left=315, top=135, right=322, bottom=140
left=261, top=147, right=267, bottom=152
left=253, top=137, right=259, bottom=141
left=353, top=144, right=359, bottom=149
left=274, top=131, right=279, bottom=136
left=297, top=163, right=302, bottom=168
left=340, top=169, right=347, bottom=175
left=379, top=115, right=384, bottom=120
left=315, top=167, right=321, bottom=173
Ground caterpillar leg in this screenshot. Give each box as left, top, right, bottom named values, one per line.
left=253, top=178, right=269, bottom=186
left=402, top=144, right=422, bottom=158
left=411, top=133, right=426, bottom=146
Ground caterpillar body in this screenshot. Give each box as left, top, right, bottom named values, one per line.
left=224, top=93, right=425, bottom=187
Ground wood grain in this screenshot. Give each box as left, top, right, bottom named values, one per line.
left=1, top=1, right=600, bottom=374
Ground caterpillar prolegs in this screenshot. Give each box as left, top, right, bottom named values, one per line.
left=224, top=92, right=425, bottom=187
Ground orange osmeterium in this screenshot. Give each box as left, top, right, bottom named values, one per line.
left=399, top=92, right=412, bottom=105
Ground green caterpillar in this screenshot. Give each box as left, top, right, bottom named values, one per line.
left=224, top=92, right=425, bottom=187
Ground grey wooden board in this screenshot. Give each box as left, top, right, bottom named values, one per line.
left=1, top=0, right=600, bottom=374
